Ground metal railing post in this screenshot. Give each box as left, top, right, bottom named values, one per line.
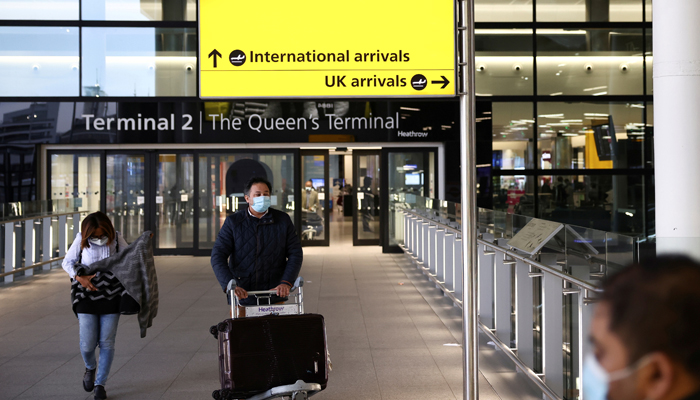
left=515, top=258, right=535, bottom=369
left=541, top=254, right=564, bottom=397
left=4, top=222, right=15, bottom=282
left=445, top=232, right=456, bottom=293
left=494, top=238, right=512, bottom=345
left=437, top=228, right=446, bottom=283
left=24, top=219, right=34, bottom=277
left=478, top=233, right=495, bottom=329
left=58, top=215, right=67, bottom=257
left=428, top=224, right=437, bottom=276
left=42, top=216, right=51, bottom=270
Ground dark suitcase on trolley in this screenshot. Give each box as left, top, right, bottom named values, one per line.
left=213, top=313, right=328, bottom=399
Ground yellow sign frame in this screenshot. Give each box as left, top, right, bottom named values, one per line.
left=198, top=0, right=457, bottom=99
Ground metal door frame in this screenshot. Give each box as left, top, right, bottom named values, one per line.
left=352, top=150, right=382, bottom=246
left=381, top=147, right=440, bottom=253
left=300, top=150, right=330, bottom=247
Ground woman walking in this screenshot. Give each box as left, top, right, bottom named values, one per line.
left=62, top=211, right=134, bottom=400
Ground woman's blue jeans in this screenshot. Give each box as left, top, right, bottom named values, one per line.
left=77, top=313, right=120, bottom=386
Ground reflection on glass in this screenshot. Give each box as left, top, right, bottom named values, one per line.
left=0, top=27, right=79, bottom=96
left=198, top=153, right=294, bottom=250
left=475, top=0, right=532, bottom=21
left=538, top=175, right=648, bottom=235
left=388, top=152, right=432, bottom=246
left=492, top=103, right=535, bottom=170
left=82, top=28, right=197, bottom=97
left=0, top=0, right=78, bottom=20
left=645, top=0, right=652, bottom=21
left=301, top=155, right=326, bottom=242
left=356, top=155, right=380, bottom=242
left=156, top=154, right=193, bottom=249
left=645, top=30, right=653, bottom=95
left=493, top=175, right=535, bottom=216
left=536, top=0, right=642, bottom=22
left=536, top=102, right=645, bottom=169
left=476, top=30, right=533, bottom=96
left=106, top=154, right=145, bottom=243
left=82, top=0, right=196, bottom=21
left=50, top=153, right=101, bottom=213
left=537, top=29, right=644, bottom=96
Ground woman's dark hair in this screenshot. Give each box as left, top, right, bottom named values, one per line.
left=80, top=211, right=116, bottom=250
left=602, top=255, right=700, bottom=378
left=244, top=177, right=272, bottom=195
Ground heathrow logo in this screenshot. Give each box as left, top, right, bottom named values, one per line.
left=411, top=74, right=427, bottom=91
left=229, top=50, right=246, bottom=66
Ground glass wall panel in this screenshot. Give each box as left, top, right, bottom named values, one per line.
left=198, top=153, right=294, bottom=250
left=492, top=103, right=535, bottom=170
left=388, top=151, right=431, bottom=246
left=301, top=155, right=327, bottom=242
left=356, top=154, right=380, bottom=242
left=645, top=29, right=653, bottom=95
left=476, top=29, right=533, bottom=96
left=0, top=0, right=78, bottom=20
left=492, top=175, right=535, bottom=216
left=156, top=154, right=193, bottom=249
left=106, top=154, right=145, bottom=243
left=645, top=0, right=652, bottom=21
left=82, top=28, right=197, bottom=97
left=50, top=153, right=101, bottom=212
left=536, top=0, right=643, bottom=22
left=539, top=174, right=647, bottom=235
left=537, top=102, right=645, bottom=169
left=475, top=0, right=532, bottom=22
left=82, top=0, right=196, bottom=21
left=536, top=29, right=644, bottom=96
left=0, top=27, right=79, bottom=96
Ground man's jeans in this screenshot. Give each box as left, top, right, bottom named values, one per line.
left=77, top=313, right=120, bottom=386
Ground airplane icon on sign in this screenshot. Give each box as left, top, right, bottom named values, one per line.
left=230, top=54, right=245, bottom=61
left=414, top=79, right=426, bottom=86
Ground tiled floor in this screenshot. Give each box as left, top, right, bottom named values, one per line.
left=0, top=216, right=538, bottom=400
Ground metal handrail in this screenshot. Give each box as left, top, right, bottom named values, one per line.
left=0, top=257, right=65, bottom=278
left=402, top=208, right=603, bottom=293
left=0, top=210, right=86, bottom=225
left=478, top=239, right=603, bottom=293
left=478, top=321, right=559, bottom=400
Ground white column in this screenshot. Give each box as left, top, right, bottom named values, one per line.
left=654, top=0, right=700, bottom=258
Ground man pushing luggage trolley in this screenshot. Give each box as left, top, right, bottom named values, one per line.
left=210, top=177, right=329, bottom=399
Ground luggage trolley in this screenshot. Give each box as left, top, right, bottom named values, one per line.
left=210, top=277, right=329, bottom=400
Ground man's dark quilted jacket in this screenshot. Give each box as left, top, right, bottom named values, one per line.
left=210, top=207, right=303, bottom=305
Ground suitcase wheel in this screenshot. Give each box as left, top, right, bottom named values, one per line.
left=220, top=389, right=232, bottom=400
left=217, top=322, right=229, bottom=333
left=209, top=325, right=219, bottom=339
left=212, top=389, right=220, bottom=400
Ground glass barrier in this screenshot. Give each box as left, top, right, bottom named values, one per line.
left=0, top=198, right=82, bottom=222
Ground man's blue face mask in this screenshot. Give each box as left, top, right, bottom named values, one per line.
left=251, top=196, right=271, bottom=213
left=582, top=354, right=652, bottom=400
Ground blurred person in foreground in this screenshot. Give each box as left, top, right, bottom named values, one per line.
left=586, top=255, right=700, bottom=400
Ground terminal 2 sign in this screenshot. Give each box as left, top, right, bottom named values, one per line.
left=198, top=0, right=456, bottom=99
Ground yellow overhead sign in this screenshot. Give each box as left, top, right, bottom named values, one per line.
left=198, top=0, right=456, bottom=99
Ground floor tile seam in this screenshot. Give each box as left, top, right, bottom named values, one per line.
left=10, top=347, right=83, bottom=399
left=348, top=255, right=384, bottom=400
left=104, top=270, right=221, bottom=382
left=389, top=253, right=466, bottom=396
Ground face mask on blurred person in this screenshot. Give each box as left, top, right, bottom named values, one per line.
left=583, top=354, right=651, bottom=400
left=251, top=196, right=271, bottom=213
left=89, top=236, right=108, bottom=246
left=305, top=187, right=312, bottom=192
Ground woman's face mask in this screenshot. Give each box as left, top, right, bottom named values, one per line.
left=89, top=236, right=109, bottom=246
left=250, top=196, right=271, bottom=213
left=583, top=354, right=651, bottom=400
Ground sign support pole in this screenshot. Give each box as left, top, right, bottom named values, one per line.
left=458, top=0, right=479, bottom=399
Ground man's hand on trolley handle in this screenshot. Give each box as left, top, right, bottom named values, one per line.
left=273, top=283, right=292, bottom=298
left=233, top=286, right=248, bottom=300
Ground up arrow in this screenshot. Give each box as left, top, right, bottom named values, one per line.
left=431, top=76, right=450, bottom=89
left=208, top=49, right=222, bottom=68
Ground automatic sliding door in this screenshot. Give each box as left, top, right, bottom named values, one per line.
left=353, top=151, right=381, bottom=246
left=301, top=151, right=329, bottom=246
left=106, top=154, right=145, bottom=242
left=156, top=153, right=194, bottom=251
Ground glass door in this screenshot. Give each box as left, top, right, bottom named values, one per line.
left=155, top=153, right=194, bottom=253
left=301, top=150, right=330, bottom=246
left=105, top=153, right=146, bottom=243
left=353, top=151, right=381, bottom=246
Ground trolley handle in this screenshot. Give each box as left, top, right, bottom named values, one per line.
left=228, top=276, right=305, bottom=318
